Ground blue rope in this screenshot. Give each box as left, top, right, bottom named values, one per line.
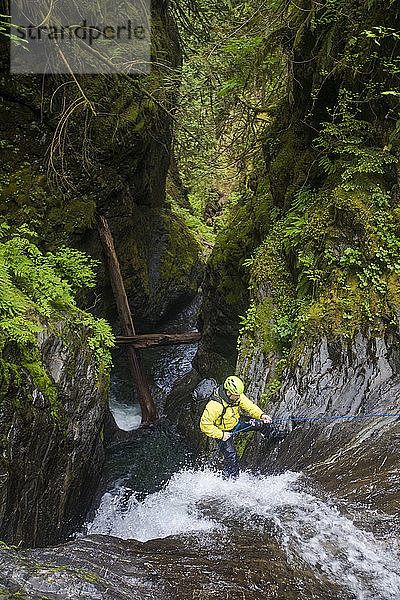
left=220, top=413, right=400, bottom=437
left=205, top=421, right=242, bottom=467
left=229, top=424, right=255, bottom=435
left=205, top=412, right=400, bottom=467
left=270, top=412, right=400, bottom=423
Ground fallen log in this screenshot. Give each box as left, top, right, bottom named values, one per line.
left=97, top=215, right=158, bottom=426
left=115, top=332, right=201, bottom=349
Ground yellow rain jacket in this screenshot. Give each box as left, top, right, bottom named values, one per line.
left=200, top=387, right=264, bottom=440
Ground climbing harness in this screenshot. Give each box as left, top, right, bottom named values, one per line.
left=205, top=412, right=400, bottom=467
left=205, top=420, right=267, bottom=467
left=215, top=394, right=239, bottom=426
left=206, top=421, right=242, bottom=467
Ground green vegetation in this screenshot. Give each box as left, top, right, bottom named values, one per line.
left=0, top=222, right=114, bottom=417
left=169, top=196, right=216, bottom=250
left=0, top=14, right=27, bottom=46
left=233, top=0, right=400, bottom=368
left=0, top=0, right=399, bottom=420
left=166, top=0, right=287, bottom=248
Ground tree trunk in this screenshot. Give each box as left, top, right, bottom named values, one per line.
left=115, top=332, right=201, bottom=348
left=97, top=215, right=158, bottom=426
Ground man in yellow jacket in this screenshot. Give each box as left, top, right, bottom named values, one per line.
left=200, top=375, right=288, bottom=478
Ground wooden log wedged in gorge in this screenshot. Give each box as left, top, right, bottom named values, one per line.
left=115, top=332, right=201, bottom=349
left=97, top=215, right=158, bottom=426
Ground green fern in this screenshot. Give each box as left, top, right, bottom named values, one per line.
left=0, top=222, right=114, bottom=416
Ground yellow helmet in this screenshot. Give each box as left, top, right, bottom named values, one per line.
left=224, top=375, right=244, bottom=396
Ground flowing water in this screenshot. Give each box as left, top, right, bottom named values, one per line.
left=85, top=299, right=400, bottom=600
left=109, top=297, right=200, bottom=432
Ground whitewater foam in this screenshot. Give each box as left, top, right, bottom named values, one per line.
left=86, top=468, right=400, bottom=600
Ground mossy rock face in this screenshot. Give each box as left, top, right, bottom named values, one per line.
left=0, top=1, right=199, bottom=325
left=0, top=320, right=108, bottom=548
left=193, top=192, right=273, bottom=380
left=267, top=126, right=317, bottom=211
left=80, top=206, right=204, bottom=326
left=128, top=208, right=204, bottom=324
left=234, top=0, right=400, bottom=364
left=202, top=0, right=400, bottom=503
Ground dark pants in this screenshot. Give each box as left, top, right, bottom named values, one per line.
left=220, top=419, right=287, bottom=479
left=221, top=435, right=240, bottom=479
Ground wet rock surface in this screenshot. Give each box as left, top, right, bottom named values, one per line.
left=0, top=531, right=347, bottom=600
left=0, top=323, right=108, bottom=548
left=164, top=373, right=213, bottom=449
left=2, top=317, right=400, bottom=598
left=240, top=331, right=400, bottom=513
